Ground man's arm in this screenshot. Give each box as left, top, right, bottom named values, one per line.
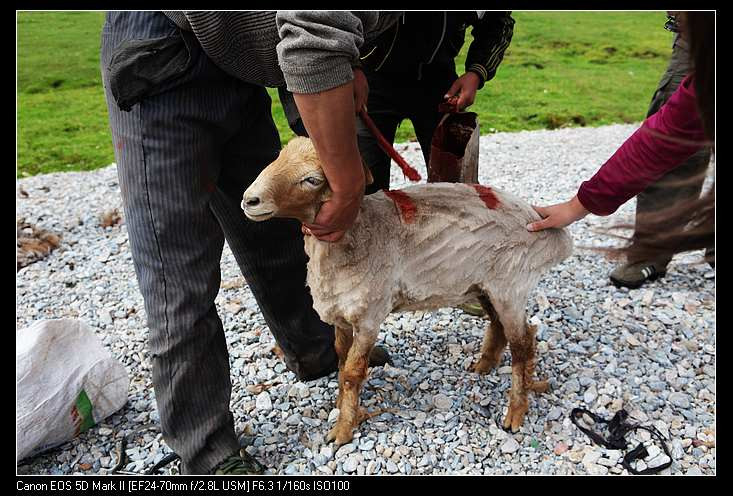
left=276, top=11, right=387, bottom=241
left=444, top=12, right=515, bottom=109
left=293, top=84, right=365, bottom=242
left=464, top=12, right=515, bottom=89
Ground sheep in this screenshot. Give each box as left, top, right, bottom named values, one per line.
left=241, top=137, right=573, bottom=446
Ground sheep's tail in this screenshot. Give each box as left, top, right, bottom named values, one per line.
left=496, top=188, right=574, bottom=270
left=494, top=190, right=573, bottom=270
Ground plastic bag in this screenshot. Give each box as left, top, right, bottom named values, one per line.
left=16, top=319, right=130, bottom=463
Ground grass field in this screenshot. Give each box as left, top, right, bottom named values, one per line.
left=17, top=11, right=674, bottom=177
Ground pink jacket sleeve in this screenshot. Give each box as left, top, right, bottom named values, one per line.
left=576, top=75, right=707, bottom=216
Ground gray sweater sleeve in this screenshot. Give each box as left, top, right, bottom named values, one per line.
left=276, top=11, right=379, bottom=94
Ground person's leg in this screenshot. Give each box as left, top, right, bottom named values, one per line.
left=409, top=105, right=444, bottom=170
left=635, top=150, right=711, bottom=236
left=102, top=11, right=247, bottom=474
left=358, top=72, right=404, bottom=195
left=210, top=84, right=340, bottom=381
left=409, top=65, right=458, bottom=167
left=611, top=35, right=711, bottom=287
left=636, top=34, right=709, bottom=226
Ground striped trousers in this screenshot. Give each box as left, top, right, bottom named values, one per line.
left=101, top=11, right=337, bottom=474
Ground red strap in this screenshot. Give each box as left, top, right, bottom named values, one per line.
left=359, top=109, right=421, bottom=181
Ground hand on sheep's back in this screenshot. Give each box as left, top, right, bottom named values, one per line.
left=302, top=189, right=364, bottom=242
left=526, top=195, right=590, bottom=232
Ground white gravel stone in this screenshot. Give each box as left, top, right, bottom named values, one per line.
left=501, top=438, right=520, bottom=454
left=547, top=407, right=562, bottom=421
left=255, top=392, right=272, bottom=411
left=585, top=463, right=609, bottom=475
left=285, top=414, right=301, bottom=426
left=433, top=394, right=453, bottom=410
left=669, top=392, right=691, bottom=409
left=342, top=456, right=358, bottom=473
left=336, top=444, right=356, bottom=458
left=582, top=450, right=602, bottom=465
left=583, top=385, right=598, bottom=404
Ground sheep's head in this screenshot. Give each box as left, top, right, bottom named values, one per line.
left=242, top=137, right=373, bottom=223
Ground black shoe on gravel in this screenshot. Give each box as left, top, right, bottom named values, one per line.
left=212, top=450, right=265, bottom=475
left=368, top=345, right=393, bottom=367
left=609, top=260, right=668, bottom=289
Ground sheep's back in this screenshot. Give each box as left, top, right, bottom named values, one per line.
left=304, top=183, right=573, bottom=327
left=365, top=183, right=573, bottom=291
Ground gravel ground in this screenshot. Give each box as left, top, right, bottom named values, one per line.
left=16, top=123, right=715, bottom=475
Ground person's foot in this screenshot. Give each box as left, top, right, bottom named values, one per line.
left=368, top=345, right=392, bottom=367
left=609, top=260, right=669, bottom=289
left=271, top=343, right=393, bottom=376
left=212, top=449, right=265, bottom=475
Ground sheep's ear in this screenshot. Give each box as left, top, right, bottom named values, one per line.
left=362, top=160, right=374, bottom=186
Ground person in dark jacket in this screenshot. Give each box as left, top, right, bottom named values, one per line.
left=356, top=11, right=515, bottom=194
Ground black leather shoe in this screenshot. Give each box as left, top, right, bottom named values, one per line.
left=287, top=344, right=393, bottom=381
left=212, top=450, right=265, bottom=475
left=368, top=345, right=392, bottom=367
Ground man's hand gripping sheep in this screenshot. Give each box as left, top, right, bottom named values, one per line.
left=242, top=137, right=573, bottom=446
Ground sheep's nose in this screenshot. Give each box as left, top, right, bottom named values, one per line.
left=244, top=196, right=260, bottom=207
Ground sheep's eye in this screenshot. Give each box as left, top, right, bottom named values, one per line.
left=301, top=176, right=324, bottom=187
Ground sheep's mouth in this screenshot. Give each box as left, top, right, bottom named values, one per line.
left=244, top=210, right=274, bottom=221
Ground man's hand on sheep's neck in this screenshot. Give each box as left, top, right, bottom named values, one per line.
left=294, top=81, right=366, bottom=242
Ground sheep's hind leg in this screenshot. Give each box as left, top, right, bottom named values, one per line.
left=503, top=321, right=549, bottom=432
left=523, top=323, right=550, bottom=395
left=334, top=326, right=354, bottom=410
left=472, top=294, right=507, bottom=374
left=327, top=328, right=376, bottom=447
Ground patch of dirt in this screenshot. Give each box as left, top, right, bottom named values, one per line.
left=100, top=209, right=123, bottom=228
left=17, top=218, right=61, bottom=271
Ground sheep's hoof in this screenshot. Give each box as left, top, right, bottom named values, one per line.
left=502, top=396, right=529, bottom=433
left=326, top=421, right=355, bottom=447
left=472, top=357, right=498, bottom=375
left=529, top=379, right=550, bottom=393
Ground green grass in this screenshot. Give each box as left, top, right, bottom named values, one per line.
left=17, top=11, right=673, bottom=177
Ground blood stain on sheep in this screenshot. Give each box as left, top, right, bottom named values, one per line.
left=472, top=184, right=500, bottom=209
left=383, top=189, right=417, bottom=223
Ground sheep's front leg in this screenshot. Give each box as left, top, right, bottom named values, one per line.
left=328, top=327, right=377, bottom=447
left=334, top=326, right=353, bottom=410
left=504, top=322, right=549, bottom=432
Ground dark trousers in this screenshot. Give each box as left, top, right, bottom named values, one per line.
left=634, top=35, right=712, bottom=263
left=357, top=66, right=457, bottom=194
left=101, top=11, right=337, bottom=474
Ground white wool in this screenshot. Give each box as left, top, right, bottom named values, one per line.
left=303, top=182, right=573, bottom=338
